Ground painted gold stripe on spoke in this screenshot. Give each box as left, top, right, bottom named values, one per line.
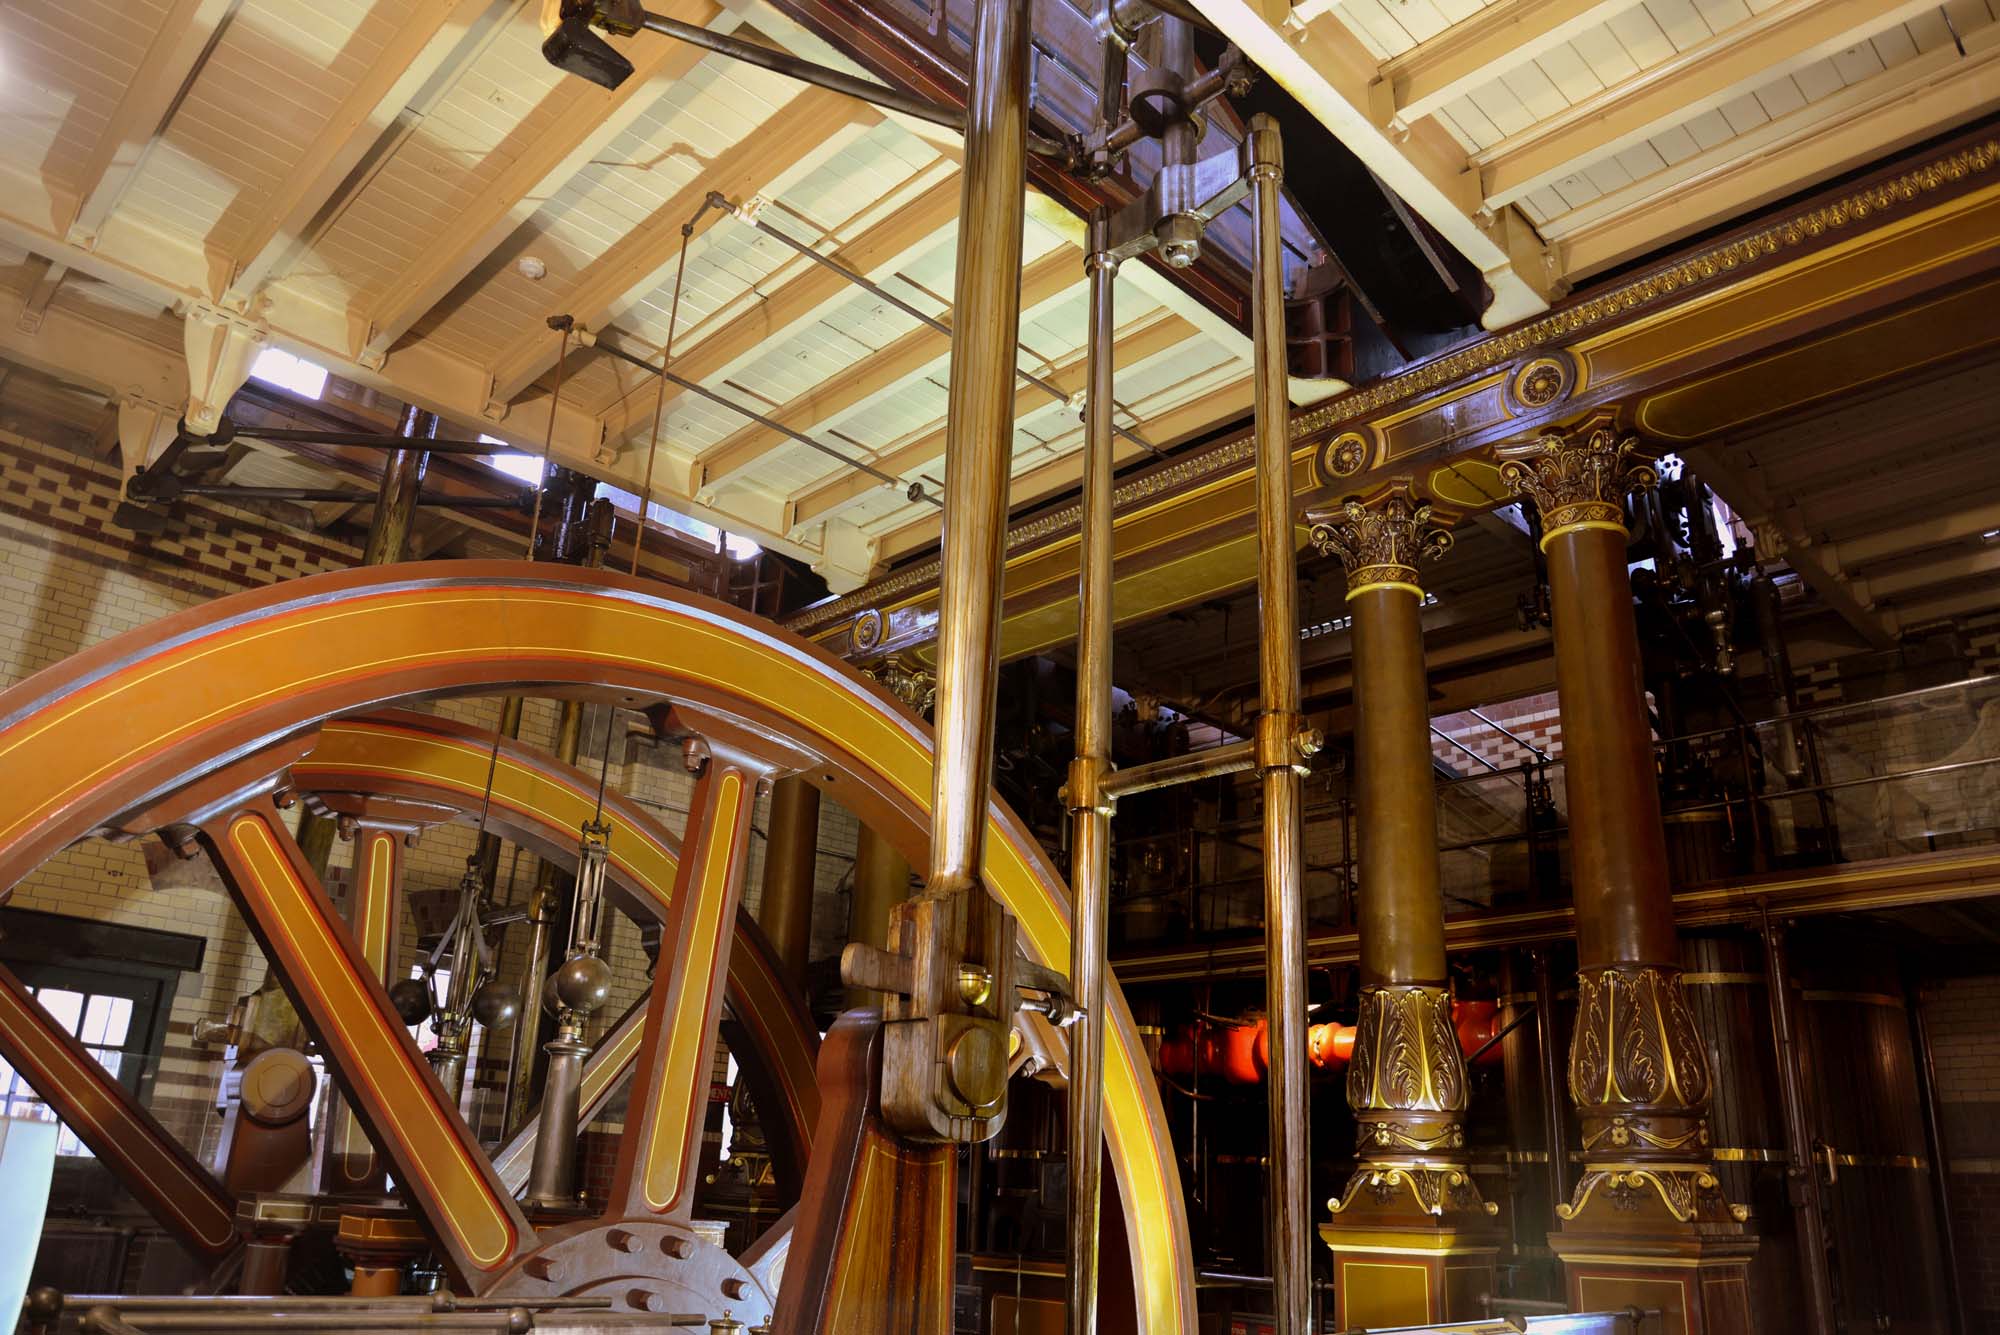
left=229, top=814, right=514, bottom=1268
left=642, top=773, right=744, bottom=1214
left=0, top=985, right=235, bottom=1248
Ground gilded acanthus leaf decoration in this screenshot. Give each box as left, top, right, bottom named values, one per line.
left=1306, top=480, right=1453, bottom=590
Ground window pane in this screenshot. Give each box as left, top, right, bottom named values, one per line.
left=39, top=988, right=83, bottom=1034
left=92, top=1049, right=123, bottom=1081
left=83, top=993, right=132, bottom=1048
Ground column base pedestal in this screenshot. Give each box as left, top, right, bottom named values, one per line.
left=1319, top=1166, right=1501, bottom=1328
left=1550, top=1165, right=1759, bottom=1335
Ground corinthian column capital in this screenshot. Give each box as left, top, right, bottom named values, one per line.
left=1306, top=480, right=1453, bottom=598
left=1498, top=421, right=1658, bottom=547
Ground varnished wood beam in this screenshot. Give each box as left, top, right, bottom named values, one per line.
left=1478, top=0, right=1945, bottom=209
left=1550, top=25, right=2000, bottom=275
left=694, top=244, right=1085, bottom=493
left=65, top=0, right=237, bottom=246
left=1376, top=0, right=1636, bottom=127
left=220, top=0, right=499, bottom=304
left=600, top=172, right=963, bottom=445
left=788, top=309, right=1197, bottom=531
left=484, top=87, right=876, bottom=410
left=869, top=369, right=1250, bottom=561
left=357, top=0, right=724, bottom=365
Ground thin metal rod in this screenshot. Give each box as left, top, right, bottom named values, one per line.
left=1907, top=961, right=1970, bottom=1335
left=1465, top=1000, right=1536, bottom=1066
left=1064, top=207, right=1118, bottom=1335
left=728, top=196, right=1159, bottom=457
left=1247, top=111, right=1310, bottom=1335
left=230, top=427, right=505, bottom=456
left=1101, top=739, right=1256, bottom=798
left=179, top=485, right=523, bottom=509
left=1760, top=906, right=1838, bottom=1335
left=635, top=9, right=1070, bottom=161
left=526, top=318, right=573, bottom=559
left=630, top=213, right=697, bottom=576
left=592, top=334, right=937, bottom=503
left=1432, top=723, right=1503, bottom=774
left=926, top=0, right=1030, bottom=896
left=1469, top=705, right=1550, bottom=760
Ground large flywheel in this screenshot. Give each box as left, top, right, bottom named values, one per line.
left=0, top=562, right=1197, bottom=1334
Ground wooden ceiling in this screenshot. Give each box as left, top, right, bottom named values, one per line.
left=0, top=0, right=1988, bottom=595
left=1196, top=0, right=1999, bottom=318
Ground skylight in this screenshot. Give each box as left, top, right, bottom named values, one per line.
left=249, top=347, right=328, bottom=400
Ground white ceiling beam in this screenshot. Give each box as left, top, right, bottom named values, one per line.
left=692, top=243, right=1083, bottom=494
left=66, top=0, right=237, bottom=248
left=483, top=87, right=875, bottom=411
left=597, top=172, right=964, bottom=445
left=1479, top=0, right=1947, bottom=209
left=1549, top=25, right=2000, bottom=276
left=15, top=257, right=70, bottom=335
left=218, top=0, right=498, bottom=306
left=787, top=310, right=1197, bottom=531
left=1190, top=0, right=1557, bottom=329
left=1827, top=499, right=2000, bottom=570
left=1377, top=0, right=1639, bottom=128
left=356, top=0, right=729, bottom=366
left=867, top=368, right=1253, bottom=564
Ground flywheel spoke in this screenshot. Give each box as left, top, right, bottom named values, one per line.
left=606, top=751, right=764, bottom=1221
left=200, top=798, right=532, bottom=1288
left=0, top=963, right=240, bottom=1260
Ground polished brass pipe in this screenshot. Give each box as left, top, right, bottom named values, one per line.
left=1246, top=112, right=1311, bottom=1335
left=1064, top=207, right=1119, bottom=1335
left=925, top=0, right=1031, bottom=899
left=847, top=825, right=912, bottom=1008
left=759, top=777, right=821, bottom=991
left=1100, top=739, right=1256, bottom=799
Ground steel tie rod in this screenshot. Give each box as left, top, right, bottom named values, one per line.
left=588, top=332, right=943, bottom=507
left=713, top=193, right=1161, bottom=459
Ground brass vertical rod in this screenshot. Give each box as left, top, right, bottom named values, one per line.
left=1064, top=207, right=1118, bottom=1335
left=1246, top=112, right=1310, bottom=1335
left=925, top=0, right=1031, bottom=898
left=1760, top=908, right=1837, bottom=1335
left=759, top=777, right=822, bottom=990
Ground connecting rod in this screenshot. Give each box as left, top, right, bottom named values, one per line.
left=1246, top=112, right=1312, bottom=1334
left=1064, top=207, right=1119, bottom=1334
left=926, top=0, right=1032, bottom=900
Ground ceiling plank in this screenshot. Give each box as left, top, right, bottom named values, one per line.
left=868, top=370, right=1254, bottom=562
left=357, top=0, right=726, bottom=366
left=600, top=172, right=964, bottom=444
left=219, top=0, right=500, bottom=304
left=692, top=244, right=1085, bottom=492
left=1550, top=26, right=2000, bottom=276
left=1479, top=0, right=1946, bottom=209
left=485, top=87, right=875, bottom=410
left=788, top=309, right=1200, bottom=530
left=1378, top=0, right=1638, bottom=127
left=65, top=0, right=237, bottom=247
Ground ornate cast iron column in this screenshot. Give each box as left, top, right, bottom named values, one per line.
left=1500, top=418, right=1756, bottom=1332
left=1308, top=482, right=1499, bottom=1328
